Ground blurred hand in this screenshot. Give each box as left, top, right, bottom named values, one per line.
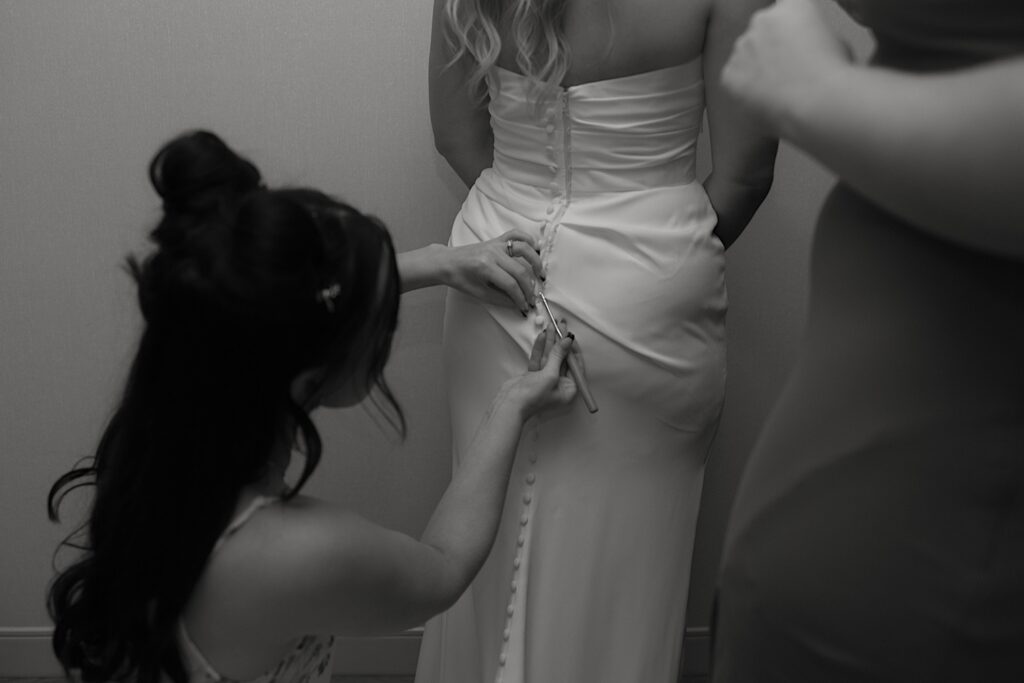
left=441, top=230, right=544, bottom=315
left=505, top=327, right=577, bottom=417
left=722, top=0, right=854, bottom=134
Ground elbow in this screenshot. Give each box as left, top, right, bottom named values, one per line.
left=433, top=125, right=494, bottom=163
left=433, top=128, right=468, bottom=167
left=433, top=133, right=455, bottom=164
left=752, top=171, right=774, bottom=207
left=741, top=143, right=780, bottom=202
left=736, top=164, right=776, bottom=212
left=709, top=150, right=777, bottom=196
left=433, top=563, right=474, bottom=614
left=742, top=154, right=778, bottom=199
left=420, top=544, right=477, bottom=617
left=432, top=587, right=463, bottom=617
left=404, top=592, right=457, bottom=628
left=708, top=166, right=776, bottom=217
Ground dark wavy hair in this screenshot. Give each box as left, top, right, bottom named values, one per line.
left=46, top=130, right=404, bottom=683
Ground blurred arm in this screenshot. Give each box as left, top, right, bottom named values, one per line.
left=783, top=57, right=1024, bottom=259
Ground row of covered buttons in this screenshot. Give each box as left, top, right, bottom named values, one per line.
left=496, top=442, right=539, bottom=680
left=540, top=103, right=565, bottom=279
left=544, top=93, right=570, bottom=183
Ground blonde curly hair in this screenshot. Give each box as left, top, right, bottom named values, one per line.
left=443, top=0, right=571, bottom=98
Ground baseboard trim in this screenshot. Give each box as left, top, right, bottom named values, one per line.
left=680, top=626, right=711, bottom=678
left=1, top=626, right=709, bottom=678
left=0, top=628, right=58, bottom=677
left=0, top=627, right=422, bottom=677
left=333, top=628, right=423, bottom=676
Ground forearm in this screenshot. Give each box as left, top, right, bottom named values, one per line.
left=397, top=244, right=449, bottom=293
left=705, top=169, right=774, bottom=249
left=784, top=57, right=1024, bottom=259
left=419, top=383, right=525, bottom=595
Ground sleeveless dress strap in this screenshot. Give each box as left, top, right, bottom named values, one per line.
left=179, top=619, right=226, bottom=682
left=211, top=495, right=279, bottom=555
left=179, top=494, right=281, bottom=682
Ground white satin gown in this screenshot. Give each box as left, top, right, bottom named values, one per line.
left=415, top=56, right=726, bottom=683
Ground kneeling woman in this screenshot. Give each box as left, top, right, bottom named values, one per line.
left=47, top=130, right=577, bottom=683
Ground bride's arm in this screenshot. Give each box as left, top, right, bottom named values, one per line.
left=724, top=0, right=1024, bottom=260
left=702, top=0, right=779, bottom=249
left=429, top=0, right=494, bottom=188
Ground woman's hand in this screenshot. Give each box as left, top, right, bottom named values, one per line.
left=505, top=327, right=578, bottom=418
left=722, top=0, right=854, bottom=135
left=440, top=231, right=545, bottom=315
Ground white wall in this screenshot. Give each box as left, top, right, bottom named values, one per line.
left=0, top=0, right=870, bottom=675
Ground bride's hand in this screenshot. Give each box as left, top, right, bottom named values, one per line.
left=723, top=0, right=854, bottom=135
left=440, top=231, right=544, bottom=316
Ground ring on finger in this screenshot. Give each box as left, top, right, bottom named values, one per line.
left=506, top=239, right=515, bottom=257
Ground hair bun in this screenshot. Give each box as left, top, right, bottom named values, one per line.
left=149, top=130, right=262, bottom=217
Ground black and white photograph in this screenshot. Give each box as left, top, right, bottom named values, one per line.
left=1, top=1, right=1022, bottom=682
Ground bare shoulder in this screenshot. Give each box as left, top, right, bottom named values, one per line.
left=181, top=497, right=383, bottom=676
left=186, top=497, right=385, bottom=634
left=207, top=496, right=388, bottom=594
left=189, top=494, right=447, bottom=646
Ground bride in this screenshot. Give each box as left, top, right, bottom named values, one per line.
left=416, top=1, right=777, bottom=681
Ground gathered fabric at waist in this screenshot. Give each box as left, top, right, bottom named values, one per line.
left=486, top=60, right=705, bottom=194
left=465, top=167, right=718, bottom=244
left=492, top=151, right=697, bottom=194
left=489, top=107, right=702, bottom=193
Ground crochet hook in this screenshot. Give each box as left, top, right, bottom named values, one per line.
left=538, top=292, right=598, bottom=414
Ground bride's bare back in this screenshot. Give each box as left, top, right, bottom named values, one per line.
left=496, top=0, right=713, bottom=85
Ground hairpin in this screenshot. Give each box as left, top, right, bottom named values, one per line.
left=316, top=283, right=342, bottom=313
